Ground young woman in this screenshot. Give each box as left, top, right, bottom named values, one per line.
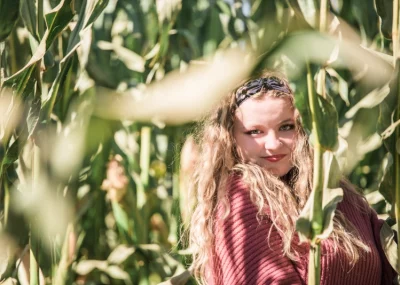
left=188, top=72, right=397, bottom=284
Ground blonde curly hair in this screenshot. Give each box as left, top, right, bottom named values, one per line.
left=188, top=71, right=370, bottom=284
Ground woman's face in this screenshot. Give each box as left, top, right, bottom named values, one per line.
left=233, top=95, right=296, bottom=177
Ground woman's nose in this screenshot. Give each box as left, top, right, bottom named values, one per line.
left=264, top=133, right=281, bottom=149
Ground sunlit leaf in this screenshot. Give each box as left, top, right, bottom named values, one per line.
left=380, top=222, right=399, bottom=273
left=345, top=85, right=390, bottom=119
left=107, top=245, right=135, bottom=265
left=11, top=176, right=73, bottom=250
left=381, top=119, right=400, bottom=140
left=326, top=68, right=349, bottom=106
left=45, top=0, right=74, bottom=47
left=378, top=152, right=395, bottom=204
left=269, top=31, right=393, bottom=86
left=287, top=0, right=318, bottom=27
left=65, top=0, right=109, bottom=58
left=105, top=265, right=132, bottom=284
left=156, top=0, right=182, bottom=24
left=95, top=48, right=255, bottom=124
left=158, top=270, right=192, bottom=285
left=97, top=41, right=145, bottom=72
left=75, top=260, right=108, bottom=275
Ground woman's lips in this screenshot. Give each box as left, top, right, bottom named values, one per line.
left=264, top=154, right=286, bottom=162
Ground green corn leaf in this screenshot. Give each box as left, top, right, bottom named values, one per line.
left=97, top=41, right=145, bottom=72
left=380, top=222, right=399, bottom=273
left=4, top=0, right=74, bottom=85
left=378, top=152, right=395, bottom=206
left=295, top=78, right=339, bottom=150
left=41, top=0, right=108, bottom=121
left=345, top=85, right=390, bottom=119
left=312, top=95, right=339, bottom=150
left=294, top=77, right=313, bottom=133
left=0, top=0, right=19, bottom=42
left=0, top=139, right=20, bottom=178
left=374, top=0, right=393, bottom=39
left=330, top=0, right=343, bottom=13
left=287, top=0, right=319, bottom=28
left=40, top=54, right=74, bottom=122
left=45, top=0, right=74, bottom=48
left=85, top=0, right=109, bottom=29
left=107, top=245, right=135, bottom=265
left=65, top=0, right=109, bottom=58
left=112, top=201, right=130, bottom=234
left=20, top=0, right=39, bottom=41
left=156, top=0, right=182, bottom=24
left=296, top=152, right=343, bottom=244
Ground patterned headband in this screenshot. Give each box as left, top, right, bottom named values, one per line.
left=235, top=76, right=291, bottom=107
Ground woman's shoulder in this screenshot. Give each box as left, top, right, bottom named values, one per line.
left=215, top=173, right=259, bottom=221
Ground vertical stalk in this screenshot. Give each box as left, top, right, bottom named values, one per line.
left=308, top=244, right=321, bottom=285
left=140, top=127, right=151, bottom=189
left=393, top=0, right=399, bottom=62
left=37, top=0, right=44, bottom=39
left=319, top=0, right=328, bottom=33
left=8, top=33, right=18, bottom=75
left=318, top=0, right=328, bottom=100
left=30, top=143, right=40, bottom=285
left=307, top=63, right=324, bottom=285
left=395, top=63, right=400, bottom=272
left=393, top=0, right=400, bottom=272
left=4, top=180, right=9, bottom=227
left=138, top=126, right=151, bottom=241
left=139, top=127, right=151, bottom=285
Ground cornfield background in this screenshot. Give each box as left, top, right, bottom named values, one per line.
left=0, top=0, right=399, bottom=284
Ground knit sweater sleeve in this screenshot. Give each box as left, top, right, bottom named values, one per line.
left=210, top=178, right=303, bottom=285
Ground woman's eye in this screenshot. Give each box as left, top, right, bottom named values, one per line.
left=279, top=124, right=295, bottom=131
left=245, top=130, right=261, bottom=135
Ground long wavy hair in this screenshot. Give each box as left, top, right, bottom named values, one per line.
left=188, top=71, right=370, bottom=283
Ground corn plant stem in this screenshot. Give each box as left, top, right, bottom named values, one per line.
left=393, top=0, right=399, bottom=61
left=319, top=0, right=328, bottom=33
left=30, top=143, right=40, bottom=285
left=9, top=33, right=18, bottom=75
left=394, top=0, right=400, bottom=272
left=308, top=243, right=321, bottom=285
left=318, top=0, right=328, bottom=100
left=37, top=0, right=44, bottom=39
left=396, top=64, right=400, bottom=272
left=4, top=179, right=9, bottom=227
left=54, top=223, right=73, bottom=284
left=139, top=127, right=151, bottom=195
left=0, top=42, right=4, bottom=84
left=29, top=235, right=39, bottom=285
left=139, top=126, right=151, bottom=244
left=307, top=63, right=324, bottom=285
left=317, top=69, right=326, bottom=99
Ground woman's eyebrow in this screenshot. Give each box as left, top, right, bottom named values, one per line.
left=278, top=118, right=294, bottom=124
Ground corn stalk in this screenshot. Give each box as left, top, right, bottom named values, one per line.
left=307, top=63, right=324, bottom=285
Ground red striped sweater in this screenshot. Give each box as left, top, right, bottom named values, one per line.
left=208, top=177, right=397, bottom=284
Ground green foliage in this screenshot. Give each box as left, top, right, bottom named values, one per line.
left=0, top=0, right=399, bottom=284
left=0, top=0, right=19, bottom=42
